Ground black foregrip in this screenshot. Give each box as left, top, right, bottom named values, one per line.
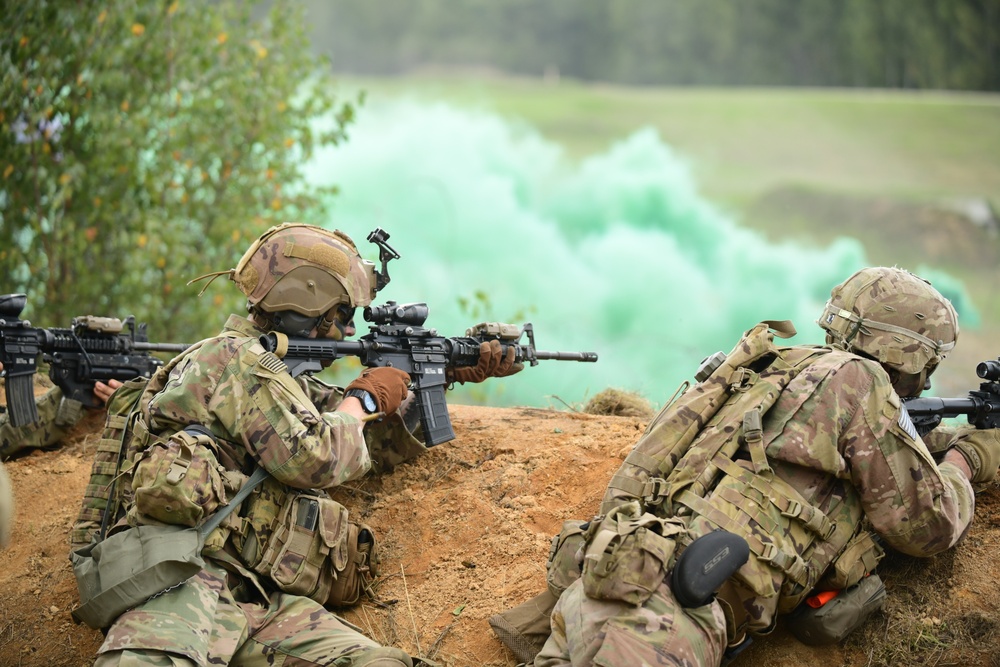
left=414, top=384, right=455, bottom=446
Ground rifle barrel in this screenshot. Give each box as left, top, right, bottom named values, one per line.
left=134, top=342, right=190, bottom=353
left=534, top=350, right=598, bottom=362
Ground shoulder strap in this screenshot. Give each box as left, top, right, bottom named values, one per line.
left=198, top=466, right=269, bottom=539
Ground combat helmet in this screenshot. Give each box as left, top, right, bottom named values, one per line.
left=229, top=223, right=376, bottom=338
left=818, top=266, right=958, bottom=396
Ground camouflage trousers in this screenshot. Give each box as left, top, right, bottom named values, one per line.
left=533, top=578, right=728, bottom=667
left=0, top=385, right=82, bottom=459
left=96, top=561, right=412, bottom=667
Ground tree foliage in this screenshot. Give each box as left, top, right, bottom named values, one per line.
left=309, top=0, right=1000, bottom=91
left=0, top=0, right=357, bottom=341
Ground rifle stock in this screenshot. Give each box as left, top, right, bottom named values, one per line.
left=260, top=300, right=598, bottom=446
left=0, top=293, right=188, bottom=427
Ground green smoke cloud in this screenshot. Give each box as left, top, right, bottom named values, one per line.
left=306, top=100, right=971, bottom=408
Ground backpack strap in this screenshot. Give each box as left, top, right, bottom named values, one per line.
left=199, top=466, right=269, bottom=539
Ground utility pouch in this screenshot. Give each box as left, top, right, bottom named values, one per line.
left=129, top=426, right=227, bottom=528
left=818, top=530, right=884, bottom=591
left=325, top=522, right=380, bottom=608
left=786, top=574, right=887, bottom=646
left=70, top=524, right=205, bottom=630
left=70, top=466, right=267, bottom=630
left=581, top=501, right=684, bottom=605
left=545, top=519, right=590, bottom=597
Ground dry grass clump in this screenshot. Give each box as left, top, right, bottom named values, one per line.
left=583, top=388, right=654, bottom=419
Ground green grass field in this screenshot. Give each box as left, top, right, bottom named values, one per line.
left=339, top=74, right=1000, bottom=207
left=333, top=73, right=1000, bottom=396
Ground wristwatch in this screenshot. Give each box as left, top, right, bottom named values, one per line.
left=345, top=388, right=378, bottom=414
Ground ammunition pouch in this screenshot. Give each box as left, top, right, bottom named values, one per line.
left=249, top=489, right=379, bottom=608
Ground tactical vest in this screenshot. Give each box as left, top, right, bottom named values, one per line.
left=600, top=321, right=875, bottom=617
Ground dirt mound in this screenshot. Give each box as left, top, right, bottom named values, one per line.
left=1, top=404, right=998, bottom=667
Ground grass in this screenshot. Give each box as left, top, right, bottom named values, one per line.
left=334, top=72, right=1000, bottom=395
left=336, top=73, right=1000, bottom=208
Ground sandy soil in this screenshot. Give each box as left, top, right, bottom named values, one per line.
left=1, top=404, right=998, bottom=667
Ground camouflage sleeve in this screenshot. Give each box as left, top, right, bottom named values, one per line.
left=841, top=359, right=974, bottom=557
left=152, top=336, right=371, bottom=490
left=301, top=376, right=428, bottom=474
left=0, top=385, right=81, bottom=459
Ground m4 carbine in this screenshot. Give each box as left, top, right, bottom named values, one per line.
left=0, top=293, right=189, bottom=427
left=903, top=358, right=1000, bottom=437
left=260, top=300, right=599, bottom=446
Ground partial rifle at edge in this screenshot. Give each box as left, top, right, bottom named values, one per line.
left=0, top=293, right=189, bottom=427
left=903, top=358, right=1000, bottom=437
left=259, top=300, right=599, bottom=447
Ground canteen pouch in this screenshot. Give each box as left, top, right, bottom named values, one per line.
left=70, top=524, right=205, bottom=630
left=581, top=500, right=684, bottom=605
left=129, top=427, right=227, bottom=527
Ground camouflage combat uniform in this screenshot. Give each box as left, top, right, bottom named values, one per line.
left=0, top=382, right=83, bottom=459
left=96, top=315, right=421, bottom=667
left=535, top=348, right=974, bottom=667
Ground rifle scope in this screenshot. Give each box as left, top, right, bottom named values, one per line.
left=977, top=359, right=1000, bottom=382
left=364, top=301, right=429, bottom=327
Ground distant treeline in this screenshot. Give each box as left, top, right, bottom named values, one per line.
left=304, top=0, right=1000, bottom=91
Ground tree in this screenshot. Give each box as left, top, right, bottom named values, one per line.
left=0, top=0, right=357, bottom=341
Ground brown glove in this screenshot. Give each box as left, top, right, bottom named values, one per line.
left=446, top=340, right=524, bottom=385
left=950, top=428, right=1000, bottom=485
left=345, top=367, right=411, bottom=416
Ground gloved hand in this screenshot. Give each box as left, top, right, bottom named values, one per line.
left=446, top=340, right=524, bottom=385
left=345, top=367, right=411, bottom=416
left=950, top=428, right=1000, bottom=485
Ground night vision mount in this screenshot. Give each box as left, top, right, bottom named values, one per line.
left=367, top=227, right=400, bottom=294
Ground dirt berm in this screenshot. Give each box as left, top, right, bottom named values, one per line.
left=1, top=404, right=998, bottom=666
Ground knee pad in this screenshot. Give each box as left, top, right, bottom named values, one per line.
left=350, top=646, right=414, bottom=667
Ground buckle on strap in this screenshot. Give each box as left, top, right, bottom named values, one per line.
left=780, top=499, right=836, bottom=539
left=729, top=368, right=758, bottom=392
left=758, top=542, right=810, bottom=586
left=642, top=477, right=670, bottom=506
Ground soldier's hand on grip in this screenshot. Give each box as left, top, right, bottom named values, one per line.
left=447, top=340, right=524, bottom=384
left=346, top=367, right=411, bottom=416
left=951, top=428, right=1000, bottom=485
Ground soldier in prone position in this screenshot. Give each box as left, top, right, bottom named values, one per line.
left=495, top=266, right=999, bottom=667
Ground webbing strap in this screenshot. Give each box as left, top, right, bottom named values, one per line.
left=675, top=490, right=810, bottom=587
left=742, top=409, right=771, bottom=474
left=714, top=457, right=835, bottom=539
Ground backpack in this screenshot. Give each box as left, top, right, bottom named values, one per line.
left=596, top=320, right=850, bottom=611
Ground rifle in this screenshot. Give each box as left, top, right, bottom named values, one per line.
left=259, top=300, right=599, bottom=446
left=0, top=293, right=189, bottom=427
left=903, top=358, right=1000, bottom=437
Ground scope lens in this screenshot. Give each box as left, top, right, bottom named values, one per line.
left=976, top=359, right=1000, bottom=381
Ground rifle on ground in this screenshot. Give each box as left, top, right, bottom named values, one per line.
left=0, top=293, right=189, bottom=427
left=903, top=358, right=1000, bottom=437
left=260, top=300, right=598, bottom=446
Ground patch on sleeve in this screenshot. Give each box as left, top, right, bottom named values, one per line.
left=257, top=351, right=288, bottom=375
left=897, top=405, right=920, bottom=442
